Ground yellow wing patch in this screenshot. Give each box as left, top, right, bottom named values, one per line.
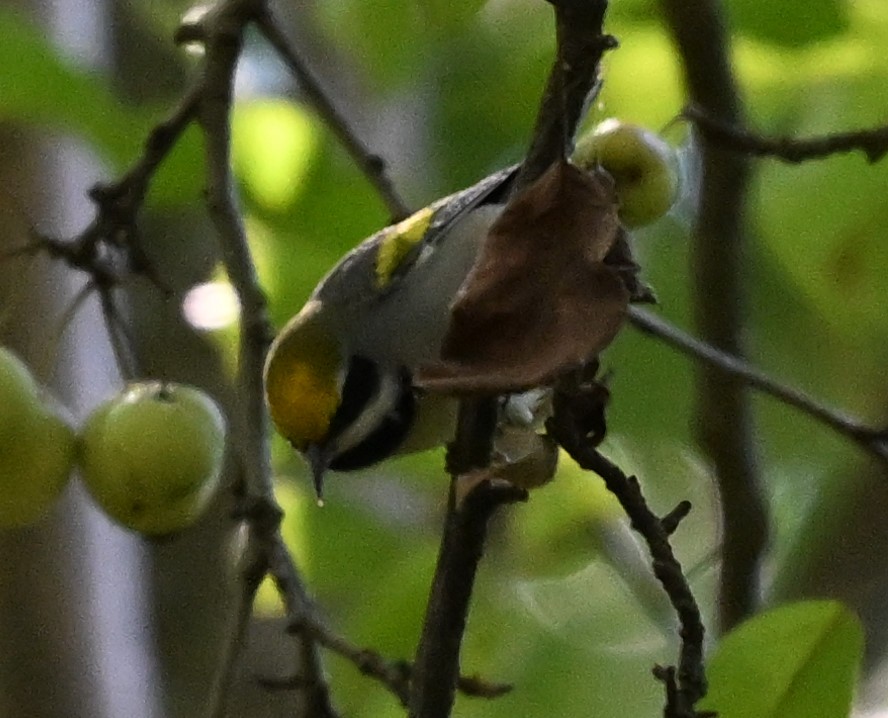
left=375, top=206, right=435, bottom=288
left=264, top=302, right=342, bottom=450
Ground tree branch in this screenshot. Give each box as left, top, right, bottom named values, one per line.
left=407, top=3, right=615, bottom=717
left=629, top=307, right=888, bottom=463
left=253, top=8, right=411, bottom=221
left=271, top=528, right=512, bottom=708
left=408, top=478, right=527, bottom=718
left=514, top=0, right=617, bottom=189
left=9, top=75, right=200, bottom=375
left=164, top=2, right=337, bottom=716
left=547, top=382, right=707, bottom=718
left=684, top=105, right=888, bottom=164
left=659, top=0, right=767, bottom=632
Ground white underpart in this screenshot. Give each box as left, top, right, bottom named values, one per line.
left=503, top=387, right=553, bottom=429
left=331, top=370, right=405, bottom=457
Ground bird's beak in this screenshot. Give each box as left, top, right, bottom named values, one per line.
left=304, top=443, right=330, bottom=502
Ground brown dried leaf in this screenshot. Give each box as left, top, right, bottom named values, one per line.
left=417, top=160, right=629, bottom=394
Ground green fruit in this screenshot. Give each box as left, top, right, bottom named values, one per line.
left=574, top=119, right=679, bottom=227
left=80, top=381, right=226, bottom=536
left=0, top=346, right=42, bottom=431
left=0, top=347, right=76, bottom=528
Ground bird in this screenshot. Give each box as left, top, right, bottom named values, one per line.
left=263, top=121, right=679, bottom=496
left=264, top=166, right=518, bottom=496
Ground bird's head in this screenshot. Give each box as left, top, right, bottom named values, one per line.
left=264, top=301, right=416, bottom=498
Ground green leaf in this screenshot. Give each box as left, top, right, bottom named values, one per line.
left=759, top=156, right=888, bottom=339
left=726, top=0, right=849, bottom=47
left=699, top=600, right=863, bottom=718
left=0, top=7, right=204, bottom=208
left=0, top=7, right=142, bottom=163
left=754, top=70, right=888, bottom=345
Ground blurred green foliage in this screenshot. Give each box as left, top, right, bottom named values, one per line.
left=0, top=7, right=205, bottom=206
left=2, top=0, right=886, bottom=715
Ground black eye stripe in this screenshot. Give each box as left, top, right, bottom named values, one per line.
left=326, top=355, right=379, bottom=442
left=329, top=365, right=415, bottom=472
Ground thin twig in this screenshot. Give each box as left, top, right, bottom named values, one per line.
left=89, top=88, right=200, bottom=216
left=659, top=0, right=767, bottom=632
left=306, top=615, right=514, bottom=705
left=271, top=529, right=512, bottom=710
left=196, top=0, right=274, bottom=499
left=33, top=279, right=96, bottom=383
left=548, top=392, right=707, bottom=718
left=194, top=3, right=273, bottom=715
left=308, top=628, right=411, bottom=706
left=8, top=44, right=203, bottom=371
left=684, top=105, right=888, bottom=164
left=253, top=9, right=411, bottom=221
left=63, top=77, right=200, bottom=276
left=273, top=528, right=510, bottom=711
left=629, top=307, right=888, bottom=462
left=97, top=285, right=141, bottom=380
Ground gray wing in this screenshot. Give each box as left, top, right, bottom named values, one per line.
left=312, top=165, right=519, bottom=310
left=419, top=165, right=518, bottom=252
